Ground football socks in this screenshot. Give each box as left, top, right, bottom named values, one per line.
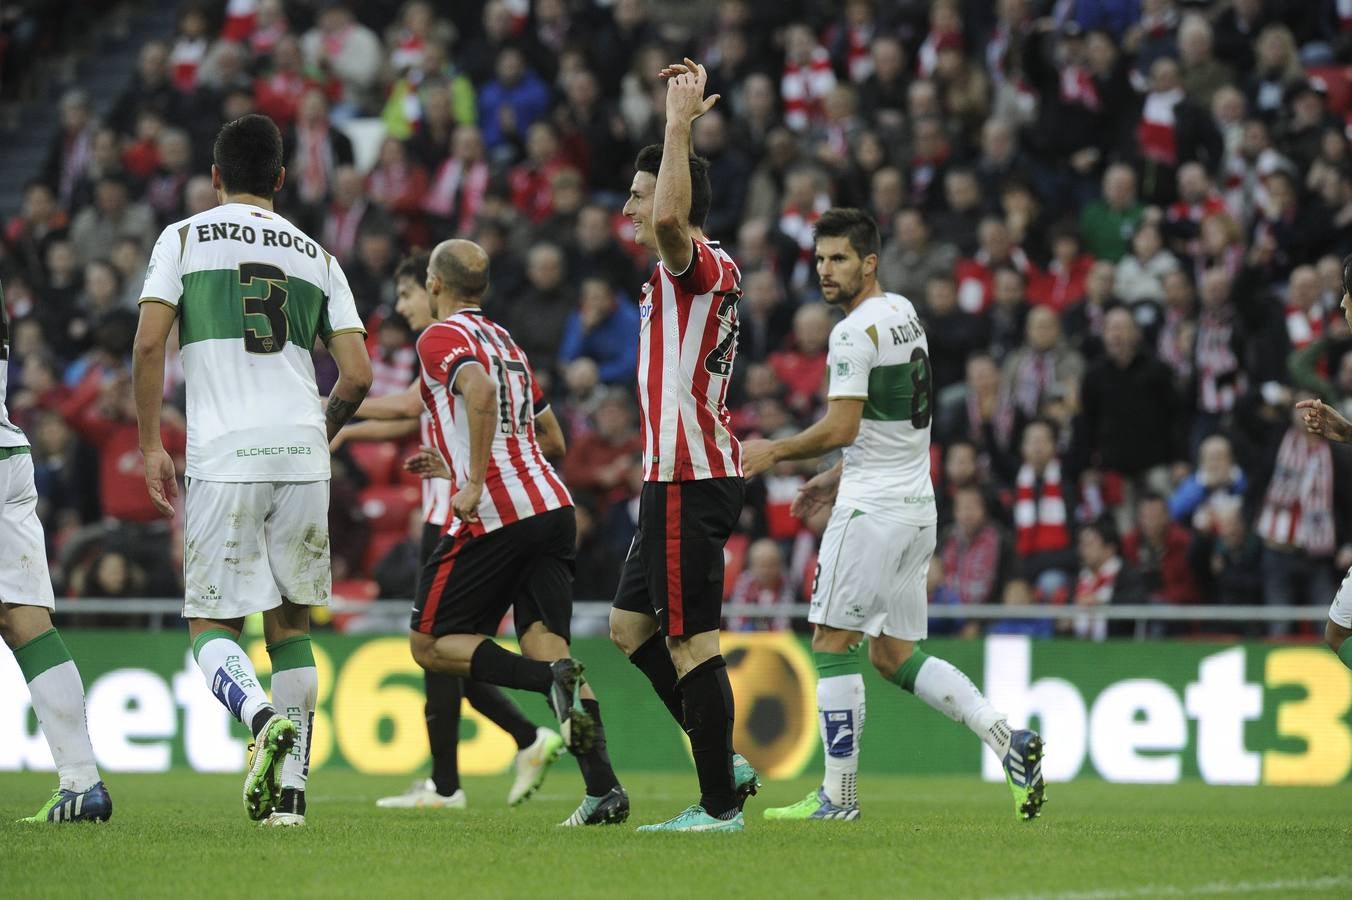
left=627, top=631, right=685, bottom=726
left=814, top=647, right=865, bottom=809
left=468, top=640, right=554, bottom=694
left=575, top=698, right=620, bottom=796
left=893, top=648, right=1013, bottom=759
left=13, top=628, right=100, bottom=793
left=464, top=680, right=538, bottom=750
left=678, top=655, right=737, bottom=819
left=267, top=635, right=317, bottom=791
left=424, top=671, right=464, bottom=796
left=193, top=628, right=273, bottom=736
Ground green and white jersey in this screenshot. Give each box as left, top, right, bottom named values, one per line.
left=827, top=292, right=936, bottom=524
left=139, top=202, right=364, bottom=482
left=0, top=278, right=28, bottom=449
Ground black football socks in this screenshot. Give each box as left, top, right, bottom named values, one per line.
left=465, top=680, right=539, bottom=750
left=628, top=632, right=686, bottom=726
left=679, top=655, right=737, bottom=819
left=469, top=640, right=554, bottom=694
left=424, top=671, right=463, bottom=796
left=575, top=698, right=620, bottom=796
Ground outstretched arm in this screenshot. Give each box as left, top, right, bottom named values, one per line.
left=741, top=399, right=864, bottom=476
left=653, top=58, right=719, bottom=275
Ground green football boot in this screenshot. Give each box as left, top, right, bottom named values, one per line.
left=636, top=804, right=744, bottom=833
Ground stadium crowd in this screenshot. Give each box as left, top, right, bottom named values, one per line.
left=6, top=0, right=1352, bottom=639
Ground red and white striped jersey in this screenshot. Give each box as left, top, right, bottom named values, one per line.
left=419, top=410, right=452, bottom=528
left=638, top=238, right=744, bottom=482
left=416, top=309, right=571, bottom=537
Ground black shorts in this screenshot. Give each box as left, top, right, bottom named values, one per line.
left=411, top=507, right=576, bottom=641
left=612, top=477, right=745, bottom=638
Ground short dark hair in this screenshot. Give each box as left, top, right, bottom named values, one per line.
left=1081, top=516, right=1120, bottom=551
left=213, top=114, right=283, bottom=198
left=812, top=207, right=880, bottom=261
left=633, top=144, right=712, bottom=230
left=1343, top=253, right=1352, bottom=295
left=395, top=252, right=430, bottom=284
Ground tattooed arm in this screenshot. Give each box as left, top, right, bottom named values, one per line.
left=325, top=332, right=373, bottom=442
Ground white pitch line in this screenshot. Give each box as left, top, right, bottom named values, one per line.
left=994, top=875, right=1352, bottom=900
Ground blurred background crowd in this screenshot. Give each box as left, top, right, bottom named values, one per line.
left=5, top=0, right=1352, bottom=639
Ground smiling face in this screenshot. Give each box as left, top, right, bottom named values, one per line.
left=622, top=171, right=657, bottom=249
left=815, top=235, right=873, bottom=307
left=395, top=275, right=435, bottom=330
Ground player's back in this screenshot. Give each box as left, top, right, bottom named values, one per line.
left=831, top=292, right=935, bottom=523
left=140, top=203, right=364, bottom=482
left=416, top=309, right=571, bottom=536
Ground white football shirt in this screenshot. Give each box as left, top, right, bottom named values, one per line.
left=139, top=203, right=365, bottom=482
left=827, top=292, right=936, bottom=524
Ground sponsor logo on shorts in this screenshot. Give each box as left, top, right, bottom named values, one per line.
left=846, top=603, right=865, bottom=619
left=824, top=710, right=855, bottom=758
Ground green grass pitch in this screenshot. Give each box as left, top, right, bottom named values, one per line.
left=2, top=770, right=1350, bottom=898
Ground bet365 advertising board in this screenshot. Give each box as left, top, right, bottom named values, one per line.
left=2, top=632, right=1348, bottom=785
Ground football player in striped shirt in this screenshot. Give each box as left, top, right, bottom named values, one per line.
left=743, top=209, right=1045, bottom=823
left=610, top=58, right=759, bottom=833
left=332, top=254, right=566, bottom=811
left=134, top=114, right=374, bottom=825
left=0, top=279, right=112, bottom=823
left=407, top=239, right=628, bottom=827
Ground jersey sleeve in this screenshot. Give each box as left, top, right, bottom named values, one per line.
left=826, top=321, right=875, bottom=400
left=138, top=224, right=185, bottom=310
left=417, top=324, right=483, bottom=390
left=321, top=258, right=366, bottom=340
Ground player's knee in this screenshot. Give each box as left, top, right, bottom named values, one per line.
left=868, top=641, right=910, bottom=680
left=608, top=613, right=650, bottom=656
left=408, top=633, right=434, bottom=670
left=1326, top=621, right=1347, bottom=654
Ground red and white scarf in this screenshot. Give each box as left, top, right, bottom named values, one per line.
left=1285, top=303, right=1326, bottom=351
left=779, top=199, right=827, bottom=287
left=222, top=0, right=258, bottom=41
left=1015, top=461, right=1071, bottom=555
left=296, top=124, right=334, bottom=204
left=997, top=350, right=1057, bottom=446
left=170, top=36, right=208, bottom=93
left=782, top=46, right=835, bottom=132
left=1059, top=65, right=1100, bottom=112
left=1256, top=429, right=1336, bottom=556
left=941, top=524, right=1002, bottom=606
left=424, top=157, right=489, bottom=235
left=322, top=198, right=366, bottom=264
left=1138, top=88, right=1184, bottom=166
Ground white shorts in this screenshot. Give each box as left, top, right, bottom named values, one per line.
left=0, top=449, right=55, bottom=610
left=1331, top=565, right=1352, bottom=629
left=184, top=478, right=331, bottom=619
left=808, top=506, right=935, bottom=640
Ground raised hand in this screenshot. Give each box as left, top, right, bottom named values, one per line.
left=661, top=57, right=720, bottom=126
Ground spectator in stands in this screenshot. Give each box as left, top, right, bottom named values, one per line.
left=319, top=166, right=372, bottom=266
left=554, top=67, right=632, bottom=195
left=1030, top=227, right=1094, bottom=312
left=168, top=4, right=210, bottom=94
left=1134, top=56, right=1224, bottom=207
left=367, top=317, right=416, bottom=400
left=287, top=89, right=355, bottom=225
left=1178, top=15, right=1234, bottom=110
left=987, top=266, right=1032, bottom=364
left=781, top=22, right=836, bottom=133
left=183, top=175, right=217, bottom=216
left=857, top=34, right=907, bottom=128
left=365, top=137, right=429, bottom=247
left=423, top=124, right=490, bottom=238
left=1080, top=163, right=1146, bottom=263
left=562, top=389, right=643, bottom=515
left=997, top=306, right=1085, bottom=452
left=69, top=176, right=156, bottom=266
left=1115, top=220, right=1181, bottom=307
left=876, top=208, right=955, bottom=305
left=922, top=274, right=987, bottom=395
left=300, top=1, right=383, bottom=115
left=1253, top=391, right=1352, bottom=635
left=1188, top=501, right=1263, bottom=612
left=1013, top=418, right=1078, bottom=597
left=988, top=578, right=1054, bottom=638
left=726, top=539, right=795, bottom=632
left=144, top=128, right=193, bottom=227
left=940, top=485, right=1017, bottom=620
left=254, top=35, right=326, bottom=131
left=478, top=46, right=551, bottom=158
left=6, top=181, right=68, bottom=284
left=509, top=122, right=571, bottom=225
left=956, top=217, right=1029, bottom=314
left=769, top=302, right=831, bottom=417
left=1170, top=433, right=1247, bottom=532
left=110, top=41, right=179, bottom=137
left=568, top=204, right=640, bottom=293
left=43, top=90, right=98, bottom=211
left=558, top=278, right=639, bottom=386
left=1124, top=493, right=1202, bottom=613
left=1246, top=24, right=1304, bottom=120
left=1165, top=162, right=1227, bottom=258
left=1076, top=307, right=1186, bottom=515
left=1069, top=517, right=1144, bottom=641
left=694, top=110, right=751, bottom=241
left=503, top=242, right=571, bottom=377
left=930, top=169, right=984, bottom=255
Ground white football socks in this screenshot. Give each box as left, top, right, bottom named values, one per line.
left=16, top=630, right=100, bottom=792
left=268, top=635, right=317, bottom=791
left=814, top=648, right=865, bottom=808
left=193, top=629, right=272, bottom=733
left=901, top=650, right=1012, bottom=759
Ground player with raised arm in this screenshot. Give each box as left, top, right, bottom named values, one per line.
left=1297, top=255, right=1352, bottom=673
left=610, top=58, right=758, bottom=833
left=407, top=239, right=627, bottom=827
left=133, top=114, right=372, bottom=826
left=743, top=209, right=1046, bottom=823
left=0, top=279, right=112, bottom=823
left=333, top=254, right=565, bottom=810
